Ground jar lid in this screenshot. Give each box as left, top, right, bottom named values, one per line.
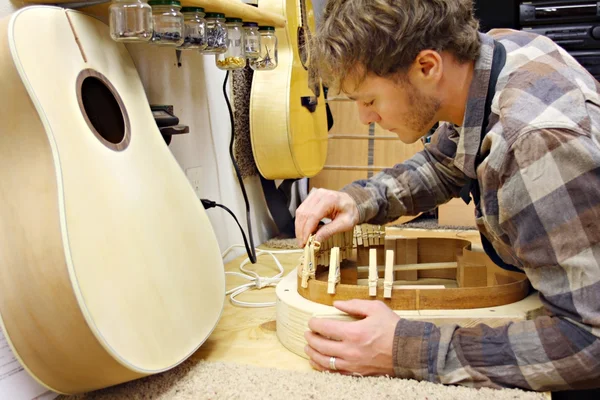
left=225, top=17, right=243, bottom=23
left=148, top=0, right=181, bottom=6
left=181, top=7, right=204, bottom=13
left=243, top=22, right=258, bottom=27
left=205, top=12, right=226, bottom=19
left=259, top=26, right=275, bottom=31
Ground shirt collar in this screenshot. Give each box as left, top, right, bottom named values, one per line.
left=454, top=32, right=496, bottom=179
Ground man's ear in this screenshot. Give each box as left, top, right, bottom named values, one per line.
left=409, top=50, right=443, bottom=86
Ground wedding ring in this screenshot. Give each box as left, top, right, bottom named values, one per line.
left=329, top=356, right=337, bottom=371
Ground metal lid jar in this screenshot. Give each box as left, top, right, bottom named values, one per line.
left=242, top=21, right=260, bottom=59
left=203, top=12, right=228, bottom=54
left=148, top=0, right=184, bottom=47
left=216, top=17, right=245, bottom=70
left=179, top=7, right=207, bottom=50
left=250, top=26, right=278, bottom=71
left=109, top=0, right=152, bottom=42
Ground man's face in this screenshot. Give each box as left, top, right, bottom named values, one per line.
left=344, top=73, right=441, bottom=144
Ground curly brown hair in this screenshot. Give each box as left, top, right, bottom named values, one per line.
left=312, top=0, right=481, bottom=91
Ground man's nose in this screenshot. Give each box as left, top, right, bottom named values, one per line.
left=357, top=104, right=381, bottom=125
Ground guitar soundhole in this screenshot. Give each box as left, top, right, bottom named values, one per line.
left=76, top=69, right=131, bottom=151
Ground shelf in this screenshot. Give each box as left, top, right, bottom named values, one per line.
left=22, top=0, right=287, bottom=28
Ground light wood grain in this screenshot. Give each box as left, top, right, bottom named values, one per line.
left=250, top=0, right=328, bottom=179
left=438, top=197, right=477, bottom=227
left=309, top=100, right=424, bottom=193
left=0, top=12, right=143, bottom=394
left=22, top=0, right=287, bottom=27
left=0, top=7, right=224, bottom=394
left=192, top=250, right=313, bottom=372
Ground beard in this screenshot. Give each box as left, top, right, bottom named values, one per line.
left=404, top=82, right=441, bottom=136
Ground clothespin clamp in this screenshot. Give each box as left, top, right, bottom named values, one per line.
left=301, top=235, right=320, bottom=288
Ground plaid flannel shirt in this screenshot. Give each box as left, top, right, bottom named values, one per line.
left=342, top=30, right=600, bottom=391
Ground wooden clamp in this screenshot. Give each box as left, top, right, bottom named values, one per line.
left=368, top=248, right=378, bottom=296
left=383, top=250, right=394, bottom=299
left=300, top=235, right=319, bottom=288
left=327, top=247, right=341, bottom=294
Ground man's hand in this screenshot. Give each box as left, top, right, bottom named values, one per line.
left=304, top=300, right=400, bottom=376
left=295, top=188, right=360, bottom=247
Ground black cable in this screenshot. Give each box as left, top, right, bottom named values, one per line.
left=219, top=70, right=257, bottom=264
left=200, top=199, right=254, bottom=260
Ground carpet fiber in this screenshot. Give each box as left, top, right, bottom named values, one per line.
left=60, top=359, right=547, bottom=400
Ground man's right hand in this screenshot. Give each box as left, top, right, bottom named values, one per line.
left=295, top=188, right=360, bottom=247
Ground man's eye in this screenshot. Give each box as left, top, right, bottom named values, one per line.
left=363, top=100, right=374, bottom=107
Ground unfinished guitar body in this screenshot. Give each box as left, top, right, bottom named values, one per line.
left=276, top=228, right=538, bottom=359
left=0, top=6, right=224, bottom=394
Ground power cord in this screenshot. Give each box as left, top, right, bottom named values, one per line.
left=199, top=70, right=296, bottom=307
left=221, top=245, right=302, bottom=307
left=200, top=199, right=255, bottom=268
left=202, top=199, right=302, bottom=307
left=218, top=70, right=257, bottom=264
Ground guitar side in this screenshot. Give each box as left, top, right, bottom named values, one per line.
left=250, top=0, right=328, bottom=179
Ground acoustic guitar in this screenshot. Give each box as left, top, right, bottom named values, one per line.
left=0, top=6, right=224, bottom=394
left=250, top=0, right=328, bottom=179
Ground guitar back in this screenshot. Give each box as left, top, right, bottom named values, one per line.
left=0, top=6, right=224, bottom=394
left=250, top=0, right=328, bottom=179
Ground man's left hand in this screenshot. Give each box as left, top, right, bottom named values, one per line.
left=304, top=299, right=400, bottom=376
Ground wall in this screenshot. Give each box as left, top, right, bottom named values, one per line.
left=1, top=0, right=277, bottom=262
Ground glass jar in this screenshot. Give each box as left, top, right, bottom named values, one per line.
left=109, top=0, right=152, bottom=42
left=179, top=7, right=207, bottom=50
left=216, top=17, right=245, bottom=70
left=243, top=22, right=260, bottom=59
left=203, top=13, right=228, bottom=54
left=250, top=26, right=278, bottom=71
left=148, top=0, right=184, bottom=47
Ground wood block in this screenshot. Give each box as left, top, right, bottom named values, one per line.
left=395, top=238, right=418, bottom=281
left=458, top=263, right=487, bottom=288
left=357, top=247, right=369, bottom=266
left=340, top=260, right=358, bottom=285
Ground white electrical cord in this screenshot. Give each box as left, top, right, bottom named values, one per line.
left=222, top=245, right=303, bottom=308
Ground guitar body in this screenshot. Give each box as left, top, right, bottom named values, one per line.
left=250, top=0, right=328, bottom=179
left=0, top=6, right=224, bottom=394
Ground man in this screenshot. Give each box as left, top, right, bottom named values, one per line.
left=295, top=0, right=600, bottom=392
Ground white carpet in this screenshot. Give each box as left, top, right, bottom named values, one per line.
left=60, top=359, right=547, bottom=400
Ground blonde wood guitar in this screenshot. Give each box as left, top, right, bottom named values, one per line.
left=250, top=0, right=328, bottom=179
left=0, top=6, right=225, bottom=394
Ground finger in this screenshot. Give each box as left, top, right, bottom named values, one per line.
left=304, top=344, right=351, bottom=373
left=301, top=197, right=341, bottom=245
left=304, top=330, right=346, bottom=357
left=313, top=216, right=353, bottom=244
left=295, top=192, right=323, bottom=246
left=333, top=299, right=383, bottom=318
left=308, top=316, right=354, bottom=341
